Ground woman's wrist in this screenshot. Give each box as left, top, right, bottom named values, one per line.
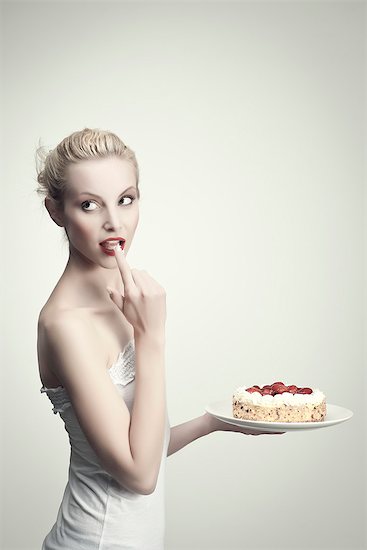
left=134, top=329, right=165, bottom=348
left=202, top=412, right=221, bottom=434
left=202, top=412, right=240, bottom=433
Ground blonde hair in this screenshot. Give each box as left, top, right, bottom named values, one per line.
left=35, top=127, right=140, bottom=211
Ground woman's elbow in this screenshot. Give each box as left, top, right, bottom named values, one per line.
left=139, top=483, right=155, bottom=495
left=140, top=477, right=158, bottom=495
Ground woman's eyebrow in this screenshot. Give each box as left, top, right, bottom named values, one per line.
left=78, top=186, right=136, bottom=198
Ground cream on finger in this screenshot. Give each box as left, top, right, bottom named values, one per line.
left=114, top=242, right=124, bottom=254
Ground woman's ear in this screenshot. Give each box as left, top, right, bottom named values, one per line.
left=45, top=196, right=64, bottom=227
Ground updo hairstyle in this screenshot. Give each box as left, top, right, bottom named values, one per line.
left=35, top=127, right=140, bottom=213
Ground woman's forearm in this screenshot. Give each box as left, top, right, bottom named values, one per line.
left=167, top=413, right=213, bottom=457
left=129, top=332, right=167, bottom=493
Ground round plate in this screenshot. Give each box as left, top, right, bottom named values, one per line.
left=204, top=399, right=354, bottom=433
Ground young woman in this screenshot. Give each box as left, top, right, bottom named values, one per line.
left=37, top=127, right=282, bottom=550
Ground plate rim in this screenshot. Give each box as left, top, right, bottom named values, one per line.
left=204, top=400, right=354, bottom=431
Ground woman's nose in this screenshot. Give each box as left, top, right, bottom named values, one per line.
left=103, top=207, right=123, bottom=230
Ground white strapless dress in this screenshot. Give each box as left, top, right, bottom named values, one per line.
left=40, top=339, right=170, bottom=550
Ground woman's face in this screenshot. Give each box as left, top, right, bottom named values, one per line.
left=60, top=156, right=139, bottom=267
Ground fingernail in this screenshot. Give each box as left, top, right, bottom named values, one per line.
left=114, top=243, right=123, bottom=254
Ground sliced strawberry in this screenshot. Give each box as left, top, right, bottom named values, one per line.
left=276, top=386, right=290, bottom=394
left=246, top=386, right=262, bottom=394
left=296, top=387, right=313, bottom=394
left=271, top=383, right=286, bottom=393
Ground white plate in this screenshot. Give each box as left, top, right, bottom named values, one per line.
left=205, top=399, right=354, bottom=433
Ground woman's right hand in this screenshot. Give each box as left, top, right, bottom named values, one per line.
left=106, top=244, right=166, bottom=339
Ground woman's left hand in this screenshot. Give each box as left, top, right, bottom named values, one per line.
left=203, top=412, right=286, bottom=436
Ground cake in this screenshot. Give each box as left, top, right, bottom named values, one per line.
left=233, top=381, right=326, bottom=422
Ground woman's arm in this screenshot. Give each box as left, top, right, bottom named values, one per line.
left=167, top=412, right=285, bottom=456
left=129, top=332, right=167, bottom=492
left=167, top=413, right=213, bottom=457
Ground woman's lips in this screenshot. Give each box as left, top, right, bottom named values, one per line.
left=99, top=240, right=125, bottom=255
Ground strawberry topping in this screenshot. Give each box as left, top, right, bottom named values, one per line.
left=245, top=382, right=313, bottom=396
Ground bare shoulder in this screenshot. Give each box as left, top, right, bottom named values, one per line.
left=38, top=305, right=100, bottom=350
left=38, top=303, right=94, bottom=329
left=38, top=305, right=110, bottom=386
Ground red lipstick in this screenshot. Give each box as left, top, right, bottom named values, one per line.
left=99, top=237, right=125, bottom=256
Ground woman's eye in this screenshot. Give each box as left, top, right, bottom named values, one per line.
left=81, top=195, right=135, bottom=212
left=80, top=200, right=97, bottom=212
left=121, top=195, right=135, bottom=206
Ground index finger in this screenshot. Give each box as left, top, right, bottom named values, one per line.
left=113, top=243, right=135, bottom=291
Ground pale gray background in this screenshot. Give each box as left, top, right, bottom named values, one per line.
left=1, top=1, right=366, bottom=549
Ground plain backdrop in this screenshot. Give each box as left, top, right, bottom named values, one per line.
left=1, top=1, right=366, bottom=549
